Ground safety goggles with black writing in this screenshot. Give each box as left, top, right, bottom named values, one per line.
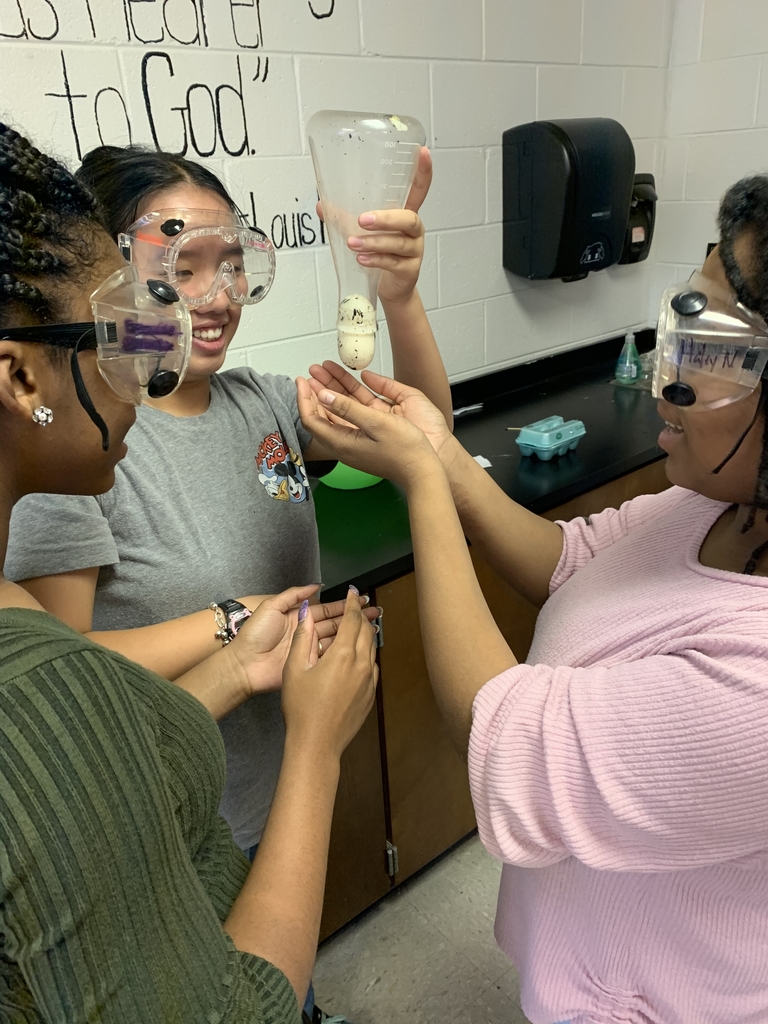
left=119, top=208, right=276, bottom=308
left=654, top=271, right=768, bottom=412
left=0, top=265, right=192, bottom=450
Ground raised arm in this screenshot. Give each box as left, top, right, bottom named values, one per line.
left=305, top=367, right=563, bottom=607
left=374, top=149, right=451, bottom=423
left=307, top=148, right=452, bottom=447
left=297, top=380, right=516, bottom=753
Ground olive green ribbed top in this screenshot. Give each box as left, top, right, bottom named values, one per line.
left=0, top=608, right=300, bottom=1024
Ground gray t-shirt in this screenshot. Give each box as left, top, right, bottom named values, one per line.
left=5, top=368, right=321, bottom=850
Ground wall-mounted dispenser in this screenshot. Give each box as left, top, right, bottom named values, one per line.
left=619, top=173, right=657, bottom=265
left=502, top=118, right=635, bottom=282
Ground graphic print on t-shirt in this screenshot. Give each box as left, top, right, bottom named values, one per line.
left=256, top=431, right=309, bottom=503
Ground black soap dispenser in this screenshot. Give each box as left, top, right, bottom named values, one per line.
left=619, top=173, right=657, bottom=265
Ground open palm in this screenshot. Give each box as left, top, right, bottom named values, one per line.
left=232, top=590, right=317, bottom=694
left=231, top=585, right=379, bottom=695
left=307, top=362, right=453, bottom=461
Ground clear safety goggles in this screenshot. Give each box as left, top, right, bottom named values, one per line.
left=119, top=209, right=276, bottom=308
left=0, top=264, right=192, bottom=448
left=653, top=271, right=768, bottom=411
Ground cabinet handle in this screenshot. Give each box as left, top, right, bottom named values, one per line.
left=386, top=841, right=399, bottom=877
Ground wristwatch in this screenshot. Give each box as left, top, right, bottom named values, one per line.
left=209, top=599, right=253, bottom=645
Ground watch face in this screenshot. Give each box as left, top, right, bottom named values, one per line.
left=228, top=606, right=252, bottom=635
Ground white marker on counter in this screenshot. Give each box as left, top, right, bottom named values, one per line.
left=453, top=403, right=484, bottom=417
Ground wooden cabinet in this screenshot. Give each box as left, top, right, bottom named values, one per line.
left=321, top=460, right=671, bottom=929
left=319, top=705, right=391, bottom=940
left=376, top=572, right=478, bottom=884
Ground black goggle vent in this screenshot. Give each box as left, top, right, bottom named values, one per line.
left=147, top=279, right=180, bottom=305
left=671, top=290, right=708, bottom=317
left=147, top=369, right=179, bottom=399
left=662, top=381, right=697, bottom=407
left=160, top=218, right=185, bottom=237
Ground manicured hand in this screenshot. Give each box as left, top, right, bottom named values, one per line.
left=306, top=362, right=455, bottom=462
left=317, top=146, right=432, bottom=306
left=296, top=375, right=439, bottom=488
left=282, top=588, right=379, bottom=758
left=232, top=585, right=378, bottom=694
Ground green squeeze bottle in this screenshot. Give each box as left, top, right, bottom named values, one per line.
left=615, top=329, right=642, bottom=386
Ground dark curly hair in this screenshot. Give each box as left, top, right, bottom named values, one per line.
left=716, top=174, right=768, bottom=572
left=718, top=175, right=768, bottom=323
left=0, top=122, right=103, bottom=333
left=76, top=145, right=238, bottom=240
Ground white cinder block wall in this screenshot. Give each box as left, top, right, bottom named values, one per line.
left=650, top=0, right=768, bottom=322
left=0, top=1, right=673, bottom=382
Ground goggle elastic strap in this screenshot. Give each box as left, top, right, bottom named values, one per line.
left=711, top=378, right=768, bottom=475
left=70, top=330, right=110, bottom=452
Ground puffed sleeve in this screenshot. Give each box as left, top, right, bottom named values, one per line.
left=468, top=638, right=768, bottom=873
left=4, top=493, right=117, bottom=581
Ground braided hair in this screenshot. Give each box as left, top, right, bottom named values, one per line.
left=0, top=122, right=102, bottom=333
left=717, top=175, right=768, bottom=573
left=76, top=145, right=238, bottom=240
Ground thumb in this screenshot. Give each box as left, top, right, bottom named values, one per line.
left=265, top=583, right=320, bottom=616
left=285, top=600, right=316, bottom=670
left=359, top=370, right=417, bottom=406
left=316, top=388, right=386, bottom=435
left=404, top=147, right=432, bottom=214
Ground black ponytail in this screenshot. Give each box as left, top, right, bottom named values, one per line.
left=76, top=145, right=238, bottom=240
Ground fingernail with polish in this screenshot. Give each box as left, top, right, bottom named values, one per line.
left=376, top=606, right=384, bottom=617
left=373, top=624, right=380, bottom=634
left=362, top=594, right=371, bottom=606
left=298, top=600, right=309, bottom=623
left=349, top=584, right=360, bottom=596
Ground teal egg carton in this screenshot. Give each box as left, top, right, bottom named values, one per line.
left=516, top=415, right=586, bottom=461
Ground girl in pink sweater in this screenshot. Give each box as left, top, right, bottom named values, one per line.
left=298, top=178, right=768, bottom=1024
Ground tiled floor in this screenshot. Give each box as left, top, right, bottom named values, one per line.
left=314, top=835, right=532, bottom=1024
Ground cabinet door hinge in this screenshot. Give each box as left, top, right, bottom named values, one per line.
left=385, top=841, right=399, bottom=877
left=375, top=612, right=384, bottom=648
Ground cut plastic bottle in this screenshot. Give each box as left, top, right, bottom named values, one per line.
left=307, top=110, right=426, bottom=370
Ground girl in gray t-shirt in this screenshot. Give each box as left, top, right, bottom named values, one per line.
left=6, top=147, right=451, bottom=855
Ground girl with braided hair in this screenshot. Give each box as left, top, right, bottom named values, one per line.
left=0, top=123, right=379, bottom=1023
left=294, top=179, right=768, bottom=1023
left=4, top=137, right=448, bottom=1024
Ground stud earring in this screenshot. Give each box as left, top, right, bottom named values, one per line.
left=32, top=405, right=53, bottom=427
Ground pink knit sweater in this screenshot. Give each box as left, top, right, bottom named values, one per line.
left=468, top=486, right=768, bottom=1024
